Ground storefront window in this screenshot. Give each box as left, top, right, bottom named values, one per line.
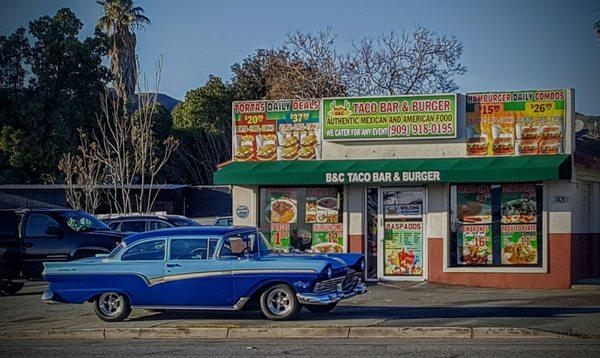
left=450, top=183, right=543, bottom=267
left=259, top=187, right=344, bottom=253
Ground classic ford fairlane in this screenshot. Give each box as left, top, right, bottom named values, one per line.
left=42, top=226, right=366, bottom=321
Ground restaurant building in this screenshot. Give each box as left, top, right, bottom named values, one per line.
left=214, top=89, right=600, bottom=289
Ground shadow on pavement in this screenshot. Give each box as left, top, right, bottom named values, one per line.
left=128, top=306, right=600, bottom=322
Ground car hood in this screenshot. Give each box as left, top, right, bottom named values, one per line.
left=261, top=252, right=362, bottom=276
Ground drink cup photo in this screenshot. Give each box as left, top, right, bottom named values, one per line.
left=491, top=125, right=501, bottom=139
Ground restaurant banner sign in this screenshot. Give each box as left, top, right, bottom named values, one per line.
left=232, top=99, right=320, bottom=161
left=322, top=94, right=457, bottom=141
left=466, top=89, right=566, bottom=157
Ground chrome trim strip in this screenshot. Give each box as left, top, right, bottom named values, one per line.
left=46, top=268, right=317, bottom=287
left=297, top=282, right=367, bottom=305
left=133, top=297, right=250, bottom=311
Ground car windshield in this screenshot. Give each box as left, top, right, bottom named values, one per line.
left=106, top=242, right=125, bottom=259
left=57, top=211, right=110, bottom=232
left=172, top=218, right=200, bottom=227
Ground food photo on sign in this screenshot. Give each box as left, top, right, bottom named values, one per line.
left=465, top=90, right=566, bottom=157
left=232, top=99, right=321, bottom=162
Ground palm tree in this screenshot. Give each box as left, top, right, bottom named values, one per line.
left=96, top=0, right=150, bottom=105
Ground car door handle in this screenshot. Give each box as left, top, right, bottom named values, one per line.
left=165, top=263, right=181, bottom=268
left=24, top=243, right=33, bottom=248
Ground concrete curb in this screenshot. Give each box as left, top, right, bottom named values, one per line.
left=0, top=326, right=575, bottom=340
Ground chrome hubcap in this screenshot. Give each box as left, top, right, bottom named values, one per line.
left=99, top=292, right=123, bottom=317
left=266, top=289, right=291, bottom=315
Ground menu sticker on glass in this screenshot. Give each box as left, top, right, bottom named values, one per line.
left=270, top=223, right=291, bottom=248
left=456, top=185, right=492, bottom=224
left=305, top=188, right=339, bottom=224
left=233, top=99, right=321, bottom=161
left=501, top=184, right=537, bottom=224
left=270, top=190, right=298, bottom=224
left=501, top=224, right=538, bottom=264
left=466, top=90, right=566, bottom=157
left=311, top=223, right=344, bottom=253
left=457, top=224, right=493, bottom=265
left=322, top=94, right=457, bottom=141
left=384, top=221, right=423, bottom=276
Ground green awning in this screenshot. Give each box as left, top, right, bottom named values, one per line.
left=214, top=154, right=571, bottom=185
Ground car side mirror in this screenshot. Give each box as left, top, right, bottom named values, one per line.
left=45, top=226, right=64, bottom=238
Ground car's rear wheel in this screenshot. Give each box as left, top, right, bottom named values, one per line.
left=0, top=281, right=25, bottom=296
left=304, top=302, right=338, bottom=313
left=94, top=292, right=131, bottom=322
left=259, top=284, right=300, bottom=320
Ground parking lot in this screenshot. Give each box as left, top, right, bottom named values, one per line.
left=2, top=281, right=600, bottom=338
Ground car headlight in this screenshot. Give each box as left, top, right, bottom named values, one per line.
left=327, top=267, right=333, bottom=279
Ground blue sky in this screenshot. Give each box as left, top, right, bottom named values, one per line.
left=2, top=0, right=600, bottom=114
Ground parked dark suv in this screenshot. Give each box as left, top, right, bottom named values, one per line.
left=0, top=209, right=128, bottom=295
left=101, top=214, right=200, bottom=233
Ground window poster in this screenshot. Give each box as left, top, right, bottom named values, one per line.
left=384, top=221, right=423, bottom=276
left=501, top=224, right=538, bottom=264
left=457, top=224, right=493, bottom=265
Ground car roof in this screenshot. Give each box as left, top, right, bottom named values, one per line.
left=104, top=214, right=189, bottom=220
left=123, top=226, right=256, bottom=245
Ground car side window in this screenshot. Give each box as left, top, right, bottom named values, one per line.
left=121, top=240, right=165, bottom=261
left=120, top=221, right=146, bottom=232
left=219, top=236, right=250, bottom=258
left=149, top=221, right=171, bottom=230
left=108, top=222, right=120, bottom=230
left=25, top=214, right=60, bottom=237
left=215, top=218, right=227, bottom=226
left=169, top=239, right=208, bottom=260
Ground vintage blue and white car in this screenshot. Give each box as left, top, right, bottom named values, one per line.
left=42, top=226, right=366, bottom=321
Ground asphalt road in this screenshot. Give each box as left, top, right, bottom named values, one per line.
left=2, top=282, right=600, bottom=337
left=2, top=339, right=600, bottom=357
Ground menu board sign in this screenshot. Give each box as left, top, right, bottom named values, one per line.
left=457, top=224, right=493, bottom=265
left=322, top=94, right=457, bottom=141
left=384, top=221, right=423, bottom=276
left=466, top=90, right=566, bottom=157
left=456, top=185, right=492, bottom=224
left=270, top=223, right=291, bottom=248
left=269, top=190, right=298, bottom=224
left=501, top=224, right=538, bottom=264
left=501, top=184, right=537, bottom=224
left=232, top=99, right=320, bottom=161
left=311, top=223, right=344, bottom=253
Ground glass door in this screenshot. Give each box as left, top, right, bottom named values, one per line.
left=377, top=188, right=425, bottom=280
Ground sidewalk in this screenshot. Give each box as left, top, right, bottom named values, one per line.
left=1, top=282, right=600, bottom=339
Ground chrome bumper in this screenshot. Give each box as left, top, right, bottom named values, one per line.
left=296, top=282, right=367, bottom=305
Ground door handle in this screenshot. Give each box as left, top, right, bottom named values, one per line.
left=165, top=263, right=181, bottom=268
left=24, top=243, right=33, bottom=248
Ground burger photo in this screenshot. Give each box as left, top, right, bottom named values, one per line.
left=281, top=145, right=298, bottom=160
left=257, top=144, right=276, bottom=161
left=234, top=144, right=254, bottom=161
left=300, top=132, right=318, bottom=147
left=539, top=140, right=560, bottom=154
left=541, top=126, right=561, bottom=140
left=520, top=126, right=540, bottom=140
left=297, top=146, right=316, bottom=160
left=517, top=140, right=538, bottom=155
left=261, top=133, right=277, bottom=144
left=492, top=137, right=515, bottom=155
left=281, top=135, right=299, bottom=147
left=466, top=137, right=489, bottom=156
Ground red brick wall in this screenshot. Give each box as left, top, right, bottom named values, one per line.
left=427, top=234, right=574, bottom=289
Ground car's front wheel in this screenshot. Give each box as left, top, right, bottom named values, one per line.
left=93, top=292, right=131, bottom=322
left=259, top=284, right=300, bottom=320
left=304, top=302, right=338, bottom=313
